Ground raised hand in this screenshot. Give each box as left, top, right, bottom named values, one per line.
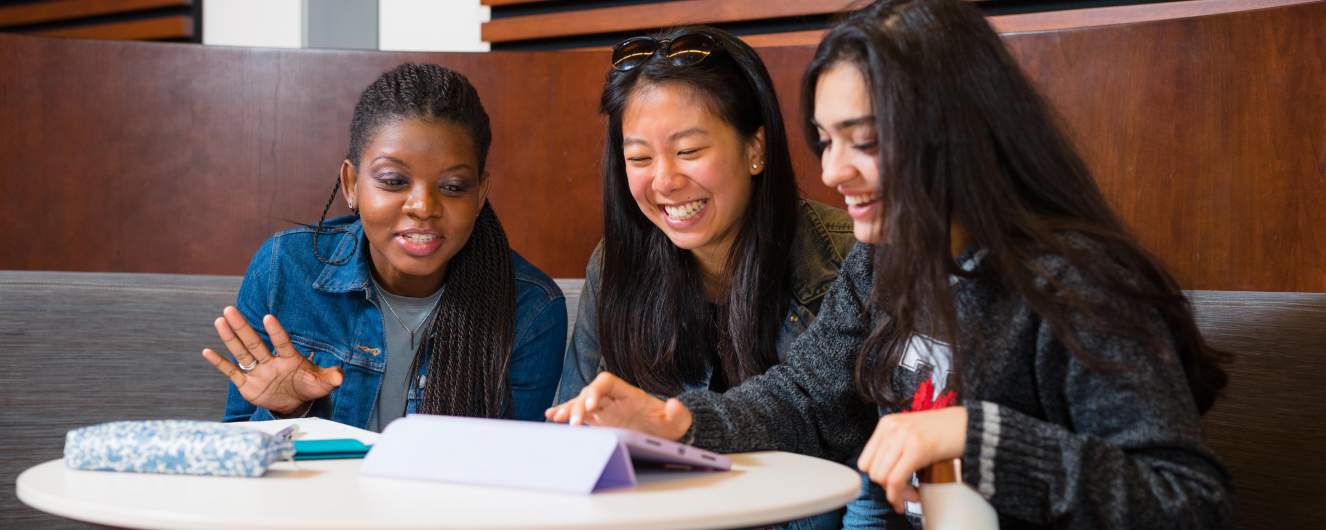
left=545, top=372, right=693, bottom=441
left=201, top=306, right=343, bottom=416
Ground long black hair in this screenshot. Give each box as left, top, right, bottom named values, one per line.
left=596, top=26, right=801, bottom=395
left=313, top=63, right=515, bottom=418
left=803, top=0, right=1228, bottom=412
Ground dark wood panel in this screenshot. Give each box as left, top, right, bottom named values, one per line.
left=481, top=0, right=858, bottom=44
left=989, top=0, right=1318, bottom=33
left=0, top=35, right=610, bottom=278
left=1, top=0, right=1324, bottom=290
left=31, top=14, right=193, bottom=40
left=738, top=30, right=827, bottom=48
left=1191, top=290, right=1326, bottom=530
left=480, top=0, right=1312, bottom=45
left=1001, top=0, right=1326, bottom=292
left=571, top=31, right=831, bottom=52
left=0, top=0, right=190, bottom=28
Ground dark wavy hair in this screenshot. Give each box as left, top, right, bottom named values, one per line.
left=804, top=0, right=1228, bottom=412
left=313, top=63, right=514, bottom=418
left=594, top=26, right=801, bottom=395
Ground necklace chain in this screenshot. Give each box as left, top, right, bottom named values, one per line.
left=377, top=291, right=433, bottom=346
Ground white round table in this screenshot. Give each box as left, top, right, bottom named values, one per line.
left=18, top=450, right=860, bottom=529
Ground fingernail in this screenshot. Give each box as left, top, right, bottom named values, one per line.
left=570, top=414, right=581, bottom=425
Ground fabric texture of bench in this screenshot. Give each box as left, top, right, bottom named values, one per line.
left=0, top=271, right=584, bottom=527
left=1, top=271, right=1320, bottom=529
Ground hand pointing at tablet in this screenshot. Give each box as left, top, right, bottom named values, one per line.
left=546, top=372, right=693, bottom=441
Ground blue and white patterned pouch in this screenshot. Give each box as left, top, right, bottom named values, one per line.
left=64, top=420, right=294, bottom=477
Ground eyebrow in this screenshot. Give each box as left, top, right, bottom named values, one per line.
left=440, top=163, right=476, bottom=174
left=371, top=155, right=409, bottom=167
left=371, top=157, right=475, bottom=175
left=669, top=127, right=708, bottom=141
left=623, top=127, right=710, bottom=147
left=815, top=116, right=875, bottom=131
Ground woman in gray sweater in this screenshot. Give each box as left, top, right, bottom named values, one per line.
left=548, top=1, right=1233, bottom=528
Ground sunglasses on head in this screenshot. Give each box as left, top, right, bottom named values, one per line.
left=610, top=33, right=718, bottom=72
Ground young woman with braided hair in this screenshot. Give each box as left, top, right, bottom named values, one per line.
left=202, top=63, right=567, bottom=430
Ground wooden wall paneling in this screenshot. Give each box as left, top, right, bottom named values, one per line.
left=989, top=0, right=1320, bottom=34
left=480, top=0, right=1313, bottom=48
left=1, top=1, right=1323, bottom=289
left=476, top=49, right=610, bottom=274
left=739, top=30, right=828, bottom=49
left=0, top=0, right=190, bottom=28
left=0, top=36, right=609, bottom=278
left=30, top=15, right=193, bottom=40
left=1001, top=0, right=1326, bottom=292
left=481, top=0, right=552, bottom=5
left=481, top=0, right=858, bottom=44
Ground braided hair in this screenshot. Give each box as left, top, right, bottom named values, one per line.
left=313, top=63, right=515, bottom=418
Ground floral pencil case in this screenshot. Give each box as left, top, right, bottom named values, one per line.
left=64, top=420, right=294, bottom=477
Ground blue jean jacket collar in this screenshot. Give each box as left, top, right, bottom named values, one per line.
left=311, top=218, right=374, bottom=295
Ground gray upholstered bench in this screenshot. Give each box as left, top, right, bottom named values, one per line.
left=0, top=271, right=584, bottom=527
left=1, top=271, right=1321, bottom=529
left=1, top=272, right=239, bottom=528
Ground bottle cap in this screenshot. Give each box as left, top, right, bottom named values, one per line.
left=919, top=458, right=962, bottom=484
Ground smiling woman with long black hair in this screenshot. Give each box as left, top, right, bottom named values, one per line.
left=554, top=26, right=859, bottom=529
left=556, top=27, right=854, bottom=403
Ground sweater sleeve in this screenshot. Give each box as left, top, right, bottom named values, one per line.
left=960, top=288, right=1233, bottom=528
left=677, top=243, right=879, bottom=462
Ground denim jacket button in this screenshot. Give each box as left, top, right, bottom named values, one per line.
left=789, top=314, right=799, bottom=323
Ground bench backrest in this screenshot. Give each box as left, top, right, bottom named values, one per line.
left=2, top=272, right=1320, bottom=529
left=1190, top=290, right=1326, bottom=530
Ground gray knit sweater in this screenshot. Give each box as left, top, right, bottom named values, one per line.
left=678, top=242, right=1233, bottom=529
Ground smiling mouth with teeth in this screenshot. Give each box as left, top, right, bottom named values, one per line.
left=844, top=194, right=880, bottom=206
left=401, top=233, right=438, bottom=242
left=663, top=199, right=708, bottom=220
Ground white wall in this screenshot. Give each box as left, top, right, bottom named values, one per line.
left=202, top=0, right=305, bottom=48
left=378, top=0, right=490, bottom=52
left=202, top=0, right=490, bottom=51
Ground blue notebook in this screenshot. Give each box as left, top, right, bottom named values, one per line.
left=293, top=439, right=372, bottom=460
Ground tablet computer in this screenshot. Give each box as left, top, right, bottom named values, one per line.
left=598, top=427, right=731, bottom=471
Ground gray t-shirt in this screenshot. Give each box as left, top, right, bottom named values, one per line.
left=368, top=279, right=443, bottom=432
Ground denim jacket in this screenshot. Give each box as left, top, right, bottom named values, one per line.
left=556, top=199, right=855, bottom=402
left=223, top=215, right=567, bottom=429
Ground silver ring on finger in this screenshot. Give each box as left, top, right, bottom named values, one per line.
left=238, top=358, right=259, bottom=373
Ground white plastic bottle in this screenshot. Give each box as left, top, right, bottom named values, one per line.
left=918, top=459, right=999, bottom=530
